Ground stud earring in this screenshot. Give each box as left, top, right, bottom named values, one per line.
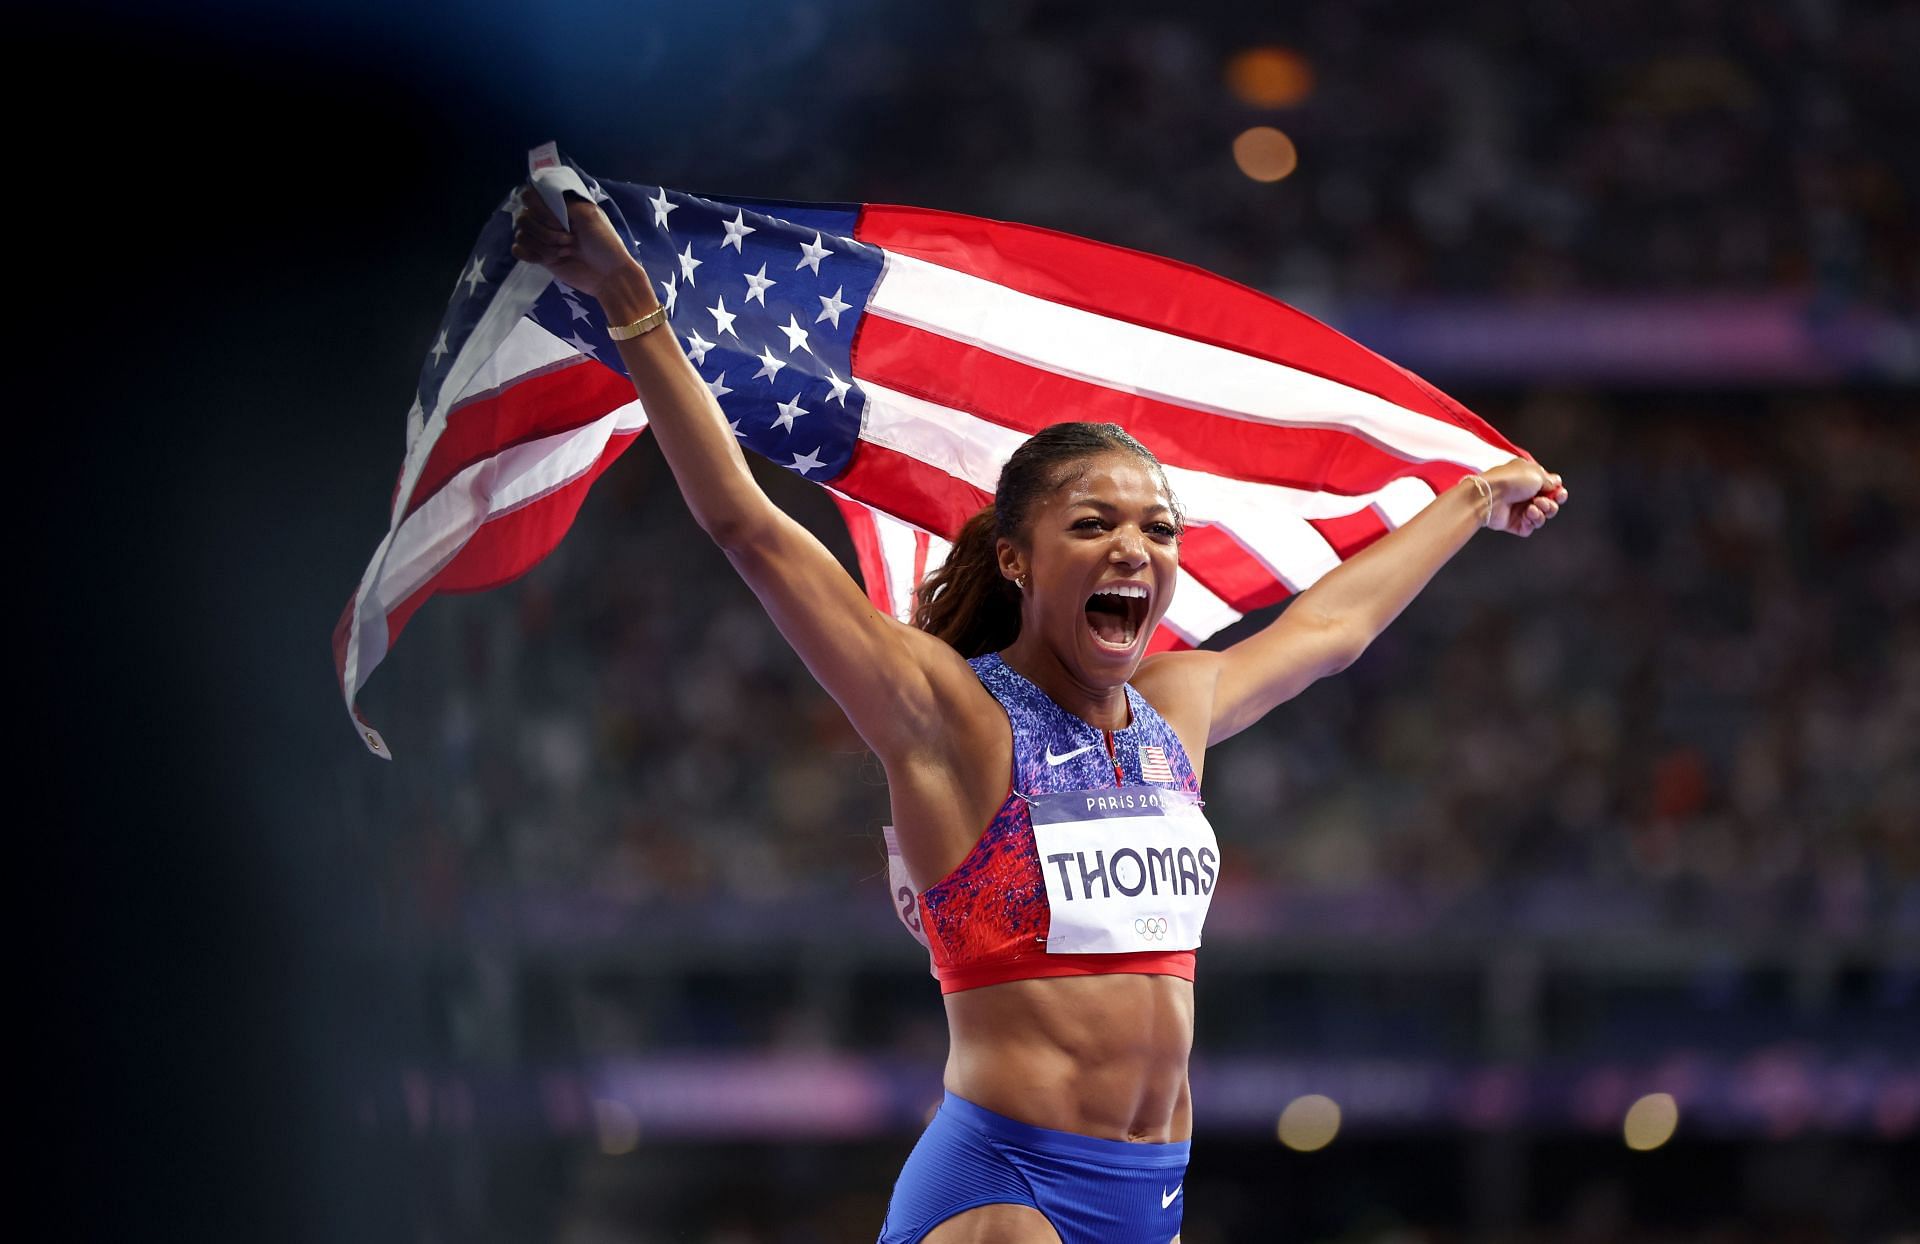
left=1016, top=575, right=1027, bottom=592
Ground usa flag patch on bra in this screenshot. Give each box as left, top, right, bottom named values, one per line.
left=1139, top=745, right=1174, bottom=783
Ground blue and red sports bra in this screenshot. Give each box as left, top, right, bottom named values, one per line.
left=885, top=652, right=1222, bottom=994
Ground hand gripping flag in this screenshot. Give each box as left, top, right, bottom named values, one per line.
left=335, top=143, right=1524, bottom=756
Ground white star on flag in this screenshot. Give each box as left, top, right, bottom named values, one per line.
left=707, top=296, right=738, bottom=339
left=753, top=346, right=787, bottom=384
left=815, top=285, right=850, bottom=327
left=684, top=329, right=715, bottom=365
left=823, top=368, right=852, bottom=406
left=649, top=186, right=676, bottom=229
left=564, top=297, right=590, bottom=322
left=777, top=314, right=813, bottom=355
left=430, top=331, right=449, bottom=365
left=742, top=263, right=776, bottom=305
left=706, top=371, right=733, bottom=399
left=658, top=273, right=677, bottom=315
left=772, top=395, right=809, bottom=432
left=564, top=332, right=599, bottom=360
left=728, top=418, right=745, bottom=437
left=463, top=256, right=488, bottom=296
left=796, top=232, right=831, bottom=274
left=720, top=210, right=756, bottom=252
left=787, top=447, right=826, bottom=474
left=677, top=242, right=702, bottom=287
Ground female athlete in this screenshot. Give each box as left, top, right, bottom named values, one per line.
left=511, top=188, right=1567, bottom=1244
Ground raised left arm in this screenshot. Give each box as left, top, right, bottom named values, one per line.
left=1137, top=461, right=1566, bottom=748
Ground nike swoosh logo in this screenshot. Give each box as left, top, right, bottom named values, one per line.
left=1162, top=1184, right=1181, bottom=1208
left=1045, top=743, right=1097, bottom=766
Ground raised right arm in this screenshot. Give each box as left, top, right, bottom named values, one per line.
left=511, top=189, right=985, bottom=766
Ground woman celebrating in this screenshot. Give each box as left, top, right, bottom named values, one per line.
left=511, top=187, right=1566, bottom=1244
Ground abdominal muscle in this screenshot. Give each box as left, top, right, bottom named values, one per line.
left=941, top=972, right=1195, bottom=1143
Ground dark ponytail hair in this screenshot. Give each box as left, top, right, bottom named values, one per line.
left=912, top=422, right=1180, bottom=657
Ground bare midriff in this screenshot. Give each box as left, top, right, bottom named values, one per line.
left=942, top=972, right=1195, bottom=1143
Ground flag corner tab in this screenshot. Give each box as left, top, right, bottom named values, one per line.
left=527, top=142, right=587, bottom=233
left=359, top=722, right=393, bottom=759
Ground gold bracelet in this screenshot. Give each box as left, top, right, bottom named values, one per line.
left=606, top=305, right=670, bottom=341
left=1465, top=473, right=1494, bottom=527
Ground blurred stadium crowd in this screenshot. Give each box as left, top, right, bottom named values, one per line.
left=612, top=0, right=1916, bottom=309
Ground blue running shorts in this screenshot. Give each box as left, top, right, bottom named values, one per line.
left=877, top=1092, right=1190, bottom=1244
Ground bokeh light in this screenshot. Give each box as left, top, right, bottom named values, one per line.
left=1278, top=1094, right=1342, bottom=1151
left=1233, top=127, right=1299, bottom=183
left=594, top=1098, right=641, bottom=1155
left=1226, top=46, right=1316, bottom=107
left=1624, top=1092, right=1679, bottom=1150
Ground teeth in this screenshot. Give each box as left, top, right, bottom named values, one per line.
left=1099, top=585, right=1148, bottom=599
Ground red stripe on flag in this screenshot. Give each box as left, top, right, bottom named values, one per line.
left=855, top=317, right=1471, bottom=493
left=1307, top=508, right=1394, bottom=562
left=340, top=426, right=646, bottom=680
left=422, top=425, right=643, bottom=593
left=856, top=205, right=1523, bottom=457
left=330, top=593, right=360, bottom=695
left=830, top=496, right=893, bottom=614
left=1177, top=525, right=1296, bottom=613
left=831, top=441, right=992, bottom=538
left=1145, top=627, right=1187, bottom=655
left=408, top=361, right=636, bottom=519
left=911, top=530, right=931, bottom=592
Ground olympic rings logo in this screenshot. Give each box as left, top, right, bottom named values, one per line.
left=1134, top=917, right=1169, bottom=941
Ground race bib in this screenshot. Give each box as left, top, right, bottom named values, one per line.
left=1030, top=787, right=1220, bottom=954
left=882, top=826, right=931, bottom=951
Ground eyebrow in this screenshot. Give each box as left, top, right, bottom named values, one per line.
left=1068, top=497, right=1174, bottom=518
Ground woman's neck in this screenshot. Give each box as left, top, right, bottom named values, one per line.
left=998, top=636, right=1133, bottom=732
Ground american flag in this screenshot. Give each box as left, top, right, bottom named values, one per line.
left=335, top=145, right=1523, bottom=756
left=1139, top=746, right=1175, bottom=784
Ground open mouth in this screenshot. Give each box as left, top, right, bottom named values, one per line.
left=1084, top=585, right=1149, bottom=651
